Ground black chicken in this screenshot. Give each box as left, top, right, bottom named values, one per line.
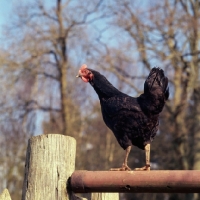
left=77, top=64, right=169, bottom=171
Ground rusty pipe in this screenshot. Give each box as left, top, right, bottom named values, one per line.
left=69, top=170, right=200, bottom=193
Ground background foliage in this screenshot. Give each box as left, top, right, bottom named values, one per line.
left=0, top=0, right=200, bottom=199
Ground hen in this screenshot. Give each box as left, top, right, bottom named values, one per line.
left=77, top=64, right=169, bottom=171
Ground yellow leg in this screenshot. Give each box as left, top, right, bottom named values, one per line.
left=110, top=146, right=132, bottom=171
left=134, top=144, right=151, bottom=171
left=145, top=143, right=150, bottom=168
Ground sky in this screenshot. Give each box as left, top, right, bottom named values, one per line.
left=0, top=1, right=12, bottom=35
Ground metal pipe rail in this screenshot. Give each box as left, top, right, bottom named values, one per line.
left=70, top=170, right=200, bottom=193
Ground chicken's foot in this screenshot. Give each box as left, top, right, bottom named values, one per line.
left=110, top=146, right=131, bottom=171
left=134, top=143, right=150, bottom=171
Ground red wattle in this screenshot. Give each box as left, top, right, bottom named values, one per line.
left=82, top=76, right=89, bottom=82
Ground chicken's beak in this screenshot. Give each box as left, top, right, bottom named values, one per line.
left=76, top=73, right=81, bottom=78
left=76, top=70, right=82, bottom=78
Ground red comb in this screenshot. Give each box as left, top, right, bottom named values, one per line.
left=80, top=64, right=87, bottom=70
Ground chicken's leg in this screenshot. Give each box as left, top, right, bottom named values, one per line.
left=134, top=143, right=150, bottom=171
left=110, top=146, right=132, bottom=171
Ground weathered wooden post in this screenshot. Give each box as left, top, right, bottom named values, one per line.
left=91, top=193, right=119, bottom=200
left=0, top=189, right=12, bottom=200
left=21, top=134, right=76, bottom=200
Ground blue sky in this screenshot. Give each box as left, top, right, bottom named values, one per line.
left=0, top=1, right=12, bottom=35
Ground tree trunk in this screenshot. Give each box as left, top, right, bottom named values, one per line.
left=173, top=67, right=189, bottom=170
left=21, top=134, right=76, bottom=200
left=57, top=0, right=69, bottom=135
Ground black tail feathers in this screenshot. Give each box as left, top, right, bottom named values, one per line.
left=144, top=67, right=169, bottom=100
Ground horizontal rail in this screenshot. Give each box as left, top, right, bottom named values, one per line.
left=69, top=170, right=200, bottom=193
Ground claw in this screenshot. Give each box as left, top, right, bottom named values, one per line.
left=134, top=164, right=150, bottom=171
left=110, top=164, right=131, bottom=171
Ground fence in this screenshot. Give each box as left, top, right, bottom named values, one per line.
left=1, top=134, right=200, bottom=200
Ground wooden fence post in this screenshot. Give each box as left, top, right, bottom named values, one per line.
left=91, top=193, right=119, bottom=200
left=21, top=134, right=76, bottom=200
left=0, top=189, right=12, bottom=200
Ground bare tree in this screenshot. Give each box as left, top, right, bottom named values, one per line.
left=89, top=0, right=200, bottom=199
left=0, top=0, right=106, bottom=199
left=2, top=0, right=105, bottom=135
